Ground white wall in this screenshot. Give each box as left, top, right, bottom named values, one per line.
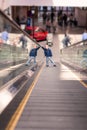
left=0, top=0, right=11, bottom=10
left=1, top=0, right=87, bottom=8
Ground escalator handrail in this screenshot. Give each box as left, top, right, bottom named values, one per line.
left=62, top=39, right=87, bottom=49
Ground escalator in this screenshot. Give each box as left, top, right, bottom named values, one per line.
left=0, top=9, right=44, bottom=129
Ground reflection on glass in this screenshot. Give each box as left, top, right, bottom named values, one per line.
left=0, top=10, right=36, bottom=87
left=0, top=10, right=35, bottom=62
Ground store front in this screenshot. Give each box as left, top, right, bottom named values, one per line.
left=12, top=6, right=75, bottom=24
left=12, top=6, right=38, bottom=25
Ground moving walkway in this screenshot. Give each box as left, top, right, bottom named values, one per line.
left=0, top=9, right=87, bottom=130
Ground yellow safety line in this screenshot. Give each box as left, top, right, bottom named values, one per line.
left=6, top=63, right=45, bottom=130
left=78, top=80, right=87, bottom=88
left=60, top=62, right=87, bottom=88
left=71, top=71, right=87, bottom=88
left=67, top=69, right=87, bottom=89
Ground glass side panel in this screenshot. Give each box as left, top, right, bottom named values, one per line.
left=0, top=10, right=35, bottom=66
left=0, top=10, right=37, bottom=88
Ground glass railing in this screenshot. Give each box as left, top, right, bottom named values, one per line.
left=0, top=9, right=44, bottom=114
left=60, top=39, right=87, bottom=69
left=0, top=9, right=38, bottom=68
left=0, top=9, right=42, bottom=88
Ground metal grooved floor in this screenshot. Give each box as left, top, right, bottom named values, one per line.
left=15, top=63, right=87, bottom=130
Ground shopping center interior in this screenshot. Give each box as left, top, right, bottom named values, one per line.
left=0, top=0, right=87, bottom=130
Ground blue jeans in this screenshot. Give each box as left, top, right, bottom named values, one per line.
left=46, top=57, right=55, bottom=66
left=26, top=56, right=36, bottom=65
